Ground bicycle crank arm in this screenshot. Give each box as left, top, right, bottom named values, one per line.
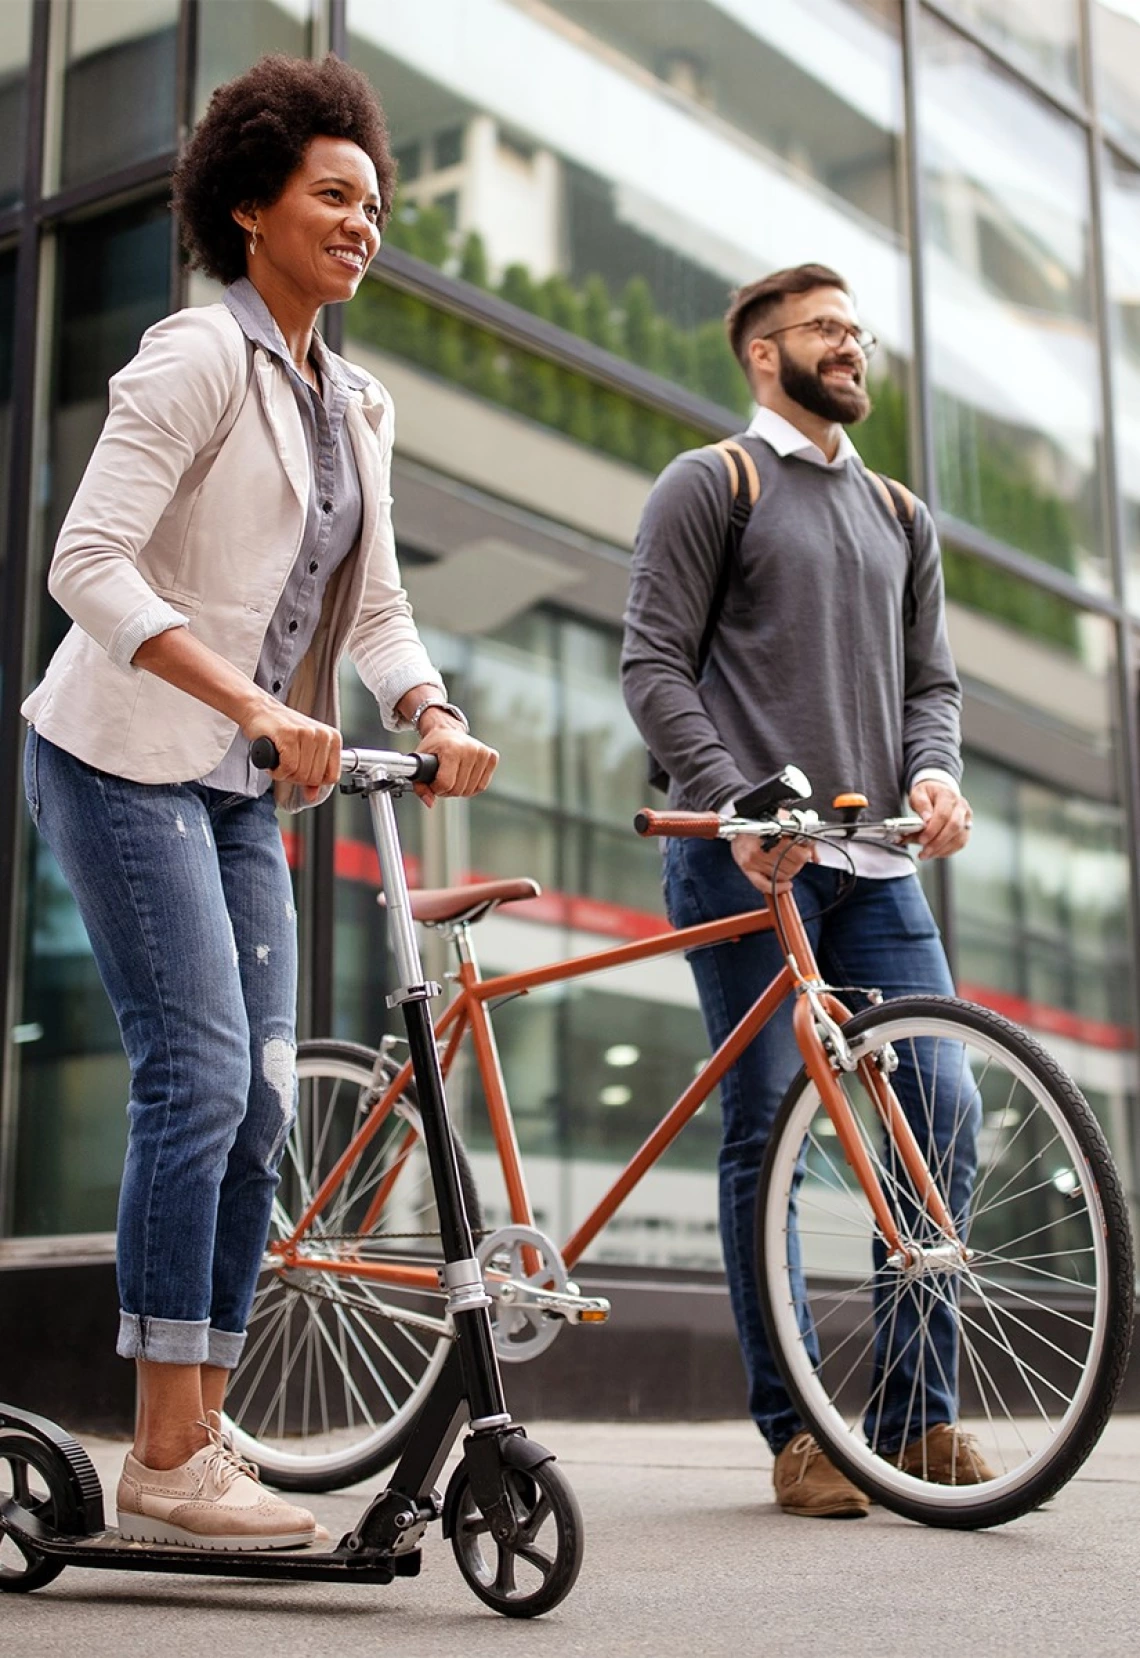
left=490, top=1279, right=610, bottom=1324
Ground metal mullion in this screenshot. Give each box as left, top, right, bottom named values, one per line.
left=900, top=0, right=936, bottom=506
left=920, top=0, right=1091, bottom=126
left=0, top=0, right=52, bottom=1236
left=168, top=0, right=199, bottom=315
left=937, top=512, right=1124, bottom=620
left=329, top=0, right=347, bottom=59
left=1080, top=0, right=1140, bottom=1058
left=1104, top=131, right=1140, bottom=178
left=35, top=150, right=179, bottom=228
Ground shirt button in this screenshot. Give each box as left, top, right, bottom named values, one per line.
left=309, top=560, right=319, bottom=574
left=288, top=620, right=298, bottom=633
left=322, top=500, right=333, bottom=514
left=272, top=679, right=282, bottom=692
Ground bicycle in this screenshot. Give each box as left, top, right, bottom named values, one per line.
left=223, top=766, right=1135, bottom=1530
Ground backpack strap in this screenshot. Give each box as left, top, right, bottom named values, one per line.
left=696, top=438, right=761, bottom=673
left=866, top=469, right=919, bottom=627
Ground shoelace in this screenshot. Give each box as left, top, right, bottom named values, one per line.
left=784, top=1432, right=821, bottom=1484
left=195, top=1416, right=261, bottom=1492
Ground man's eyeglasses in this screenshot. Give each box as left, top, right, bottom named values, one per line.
left=762, top=317, right=878, bottom=358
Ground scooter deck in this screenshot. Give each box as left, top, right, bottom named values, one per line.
left=1, top=1501, right=420, bottom=1583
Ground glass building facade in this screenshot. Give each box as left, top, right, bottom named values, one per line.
left=2, top=0, right=1140, bottom=1286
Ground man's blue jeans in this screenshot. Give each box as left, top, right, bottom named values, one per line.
left=25, top=730, right=298, bottom=1369
left=664, top=837, right=976, bottom=1455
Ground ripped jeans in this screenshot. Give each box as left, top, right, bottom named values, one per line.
left=25, top=730, right=298, bottom=1369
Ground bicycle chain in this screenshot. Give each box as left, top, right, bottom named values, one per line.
left=288, top=1228, right=489, bottom=1242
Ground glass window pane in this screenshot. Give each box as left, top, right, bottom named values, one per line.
left=195, top=0, right=316, bottom=118
left=1095, top=2, right=1140, bottom=154
left=1105, top=151, right=1140, bottom=609
left=13, top=199, right=171, bottom=1236
left=55, top=0, right=179, bottom=190
left=0, top=0, right=33, bottom=211
left=948, top=574, right=1136, bottom=1183
left=0, top=245, right=15, bottom=620
left=937, top=0, right=1081, bottom=98
left=919, top=14, right=1105, bottom=587
left=348, top=0, right=912, bottom=480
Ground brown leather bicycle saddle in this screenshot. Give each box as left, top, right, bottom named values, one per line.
left=378, top=878, right=542, bottom=925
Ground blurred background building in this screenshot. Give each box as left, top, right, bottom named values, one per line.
left=2, top=0, right=1140, bottom=1419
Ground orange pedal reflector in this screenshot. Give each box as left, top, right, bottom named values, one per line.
left=833, top=792, right=868, bottom=810
left=579, top=1309, right=609, bottom=1323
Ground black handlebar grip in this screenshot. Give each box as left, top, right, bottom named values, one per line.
left=250, top=737, right=281, bottom=771
left=411, top=752, right=440, bottom=785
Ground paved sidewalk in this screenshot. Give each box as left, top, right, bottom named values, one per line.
left=5, top=1417, right=1140, bottom=1658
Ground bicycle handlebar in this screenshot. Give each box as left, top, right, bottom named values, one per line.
left=634, top=805, right=924, bottom=845
left=250, top=737, right=440, bottom=786
left=633, top=810, right=721, bottom=839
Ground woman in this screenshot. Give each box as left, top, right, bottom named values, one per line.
left=21, top=54, right=496, bottom=1551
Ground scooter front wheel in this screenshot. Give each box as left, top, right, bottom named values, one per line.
left=448, top=1457, right=583, bottom=1618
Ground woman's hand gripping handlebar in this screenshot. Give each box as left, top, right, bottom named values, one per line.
left=250, top=736, right=440, bottom=789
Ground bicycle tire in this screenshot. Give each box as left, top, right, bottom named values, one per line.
left=756, top=995, right=1134, bottom=1528
left=224, top=1039, right=483, bottom=1492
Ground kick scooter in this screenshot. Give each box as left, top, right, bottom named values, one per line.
left=0, top=745, right=585, bottom=1619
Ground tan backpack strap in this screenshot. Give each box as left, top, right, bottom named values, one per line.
left=716, top=437, right=761, bottom=505
left=889, top=477, right=916, bottom=521
left=706, top=440, right=741, bottom=500
left=868, top=470, right=916, bottom=524
left=866, top=469, right=898, bottom=520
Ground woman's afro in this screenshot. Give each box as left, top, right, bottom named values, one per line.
left=173, top=54, right=396, bottom=285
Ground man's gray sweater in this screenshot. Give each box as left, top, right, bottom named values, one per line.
left=621, top=435, right=962, bottom=819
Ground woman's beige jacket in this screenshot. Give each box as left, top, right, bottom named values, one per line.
left=21, top=302, right=442, bottom=809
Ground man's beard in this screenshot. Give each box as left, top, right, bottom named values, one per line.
left=778, top=345, right=872, bottom=425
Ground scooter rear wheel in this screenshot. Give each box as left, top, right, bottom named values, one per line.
left=0, top=1431, right=77, bottom=1592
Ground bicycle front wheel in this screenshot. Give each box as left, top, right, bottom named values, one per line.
left=224, top=1040, right=482, bottom=1492
left=757, top=996, right=1134, bottom=1528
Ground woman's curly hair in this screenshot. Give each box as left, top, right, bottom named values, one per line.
left=173, top=54, right=396, bottom=285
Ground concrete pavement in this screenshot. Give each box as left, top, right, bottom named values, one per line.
left=5, top=1417, right=1140, bottom=1657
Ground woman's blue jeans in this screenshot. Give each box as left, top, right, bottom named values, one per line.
left=664, top=837, right=976, bottom=1456
left=25, top=730, right=298, bottom=1369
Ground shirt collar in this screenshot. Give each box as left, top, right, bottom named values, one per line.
left=746, top=404, right=859, bottom=470
left=223, top=277, right=369, bottom=395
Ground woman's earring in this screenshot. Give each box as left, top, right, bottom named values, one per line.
left=249, top=224, right=258, bottom=257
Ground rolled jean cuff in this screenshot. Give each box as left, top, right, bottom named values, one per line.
left=117, top=1311, right=210, bottom=1365
left=207, top=1327, right=246, bottom=1370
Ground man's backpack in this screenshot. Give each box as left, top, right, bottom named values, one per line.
left=646, top=436, right=918, bottom=793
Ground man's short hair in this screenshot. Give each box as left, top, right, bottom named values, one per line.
left=725, top=263, right=851, bottom=370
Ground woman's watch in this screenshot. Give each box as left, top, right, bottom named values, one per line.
left=408, top=696, right=470, bottom=735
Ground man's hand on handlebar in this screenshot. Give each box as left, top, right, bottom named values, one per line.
left=907, top=778, right=972, bottom=860
left=731, top=827, right=817, bottom=896
left=412, top=713, right=498, bottom=808
left=243, top=702, right=341, bottom=803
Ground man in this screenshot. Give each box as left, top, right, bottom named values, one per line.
left=622, top=262, right=989, bottom=1519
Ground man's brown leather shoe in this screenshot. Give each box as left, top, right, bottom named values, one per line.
left=899, top=1423, right=996, bottom=1484
left=773, top=1432, right=870, bottom=1518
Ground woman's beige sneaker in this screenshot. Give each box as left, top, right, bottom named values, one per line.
left=117, top=1415, right=318, bottom=1551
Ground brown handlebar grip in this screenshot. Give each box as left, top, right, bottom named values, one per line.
left=634, top=809, right=722, bottom=838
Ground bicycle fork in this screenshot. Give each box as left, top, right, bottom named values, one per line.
left=775, top=890, right=969, bottom=1275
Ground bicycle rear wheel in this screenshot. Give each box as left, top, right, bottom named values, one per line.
left=757, top=996, right=1134, bottom=1528
left=224, top=1039, right=482, bottom=1492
